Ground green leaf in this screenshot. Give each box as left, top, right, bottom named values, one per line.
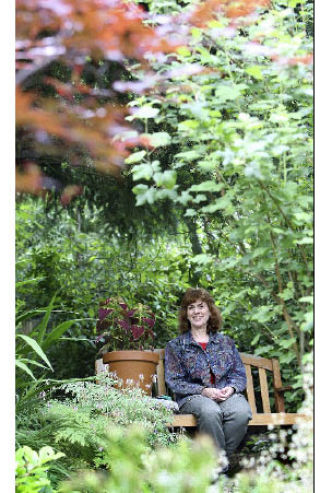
left=33, top=295, right=57, bottom=345
left=190, top=254, right=211, bottom=265
left=16, top=308, right=48, bottom=325
left=295, top=237, right=313, bottom=245
left=250, top=334, right=260, bottom=346
left=16, top=277, right=45, bottom=288
left=299, top=296, right=313, bottom=304
left=201, top=195, right=233, bottom=213
left=153, top=170, right=177, bottom=189
left=178, top=120, right=199, bottom=132
left=176, top=150, right=202, bottom=161
left=189, top=181, right=224, bottom=193
left=184, top=209, right=197, bottom=217
left=132, top=185, right=156, bottom=205
left=279, top=338, right=296, bottom=349
left=132, top=163, right=154, bottom=181
left=18, top=358, right=49, bottom=369
left=245, top=66, right=264, bottom=80
left=38, top=446, right=65, bottom=463
left=16, top=334, right=53, bottom=371
left=15, top=360, right=36, bottom=380
left=42, top=319, right=83, bottom=351
left=177, top=46, right=191, bottom=57
left=143, top=132, right=171, bottom=147
left=215, top=83, right=247, bottom=102
left=125, top=150, right=147, bottom=164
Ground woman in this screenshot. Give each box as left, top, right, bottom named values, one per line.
left=165, top=288, right=252, bottom=469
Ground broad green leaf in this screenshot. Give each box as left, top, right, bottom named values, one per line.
left=245, top=66, right=264, bottom=80
left=16, top=334, right=53, bottom=371
left=184, top=209, right=197, bottom=217
left=189, top=181, right=224, bottom=193
left=125, top=150, right=147, bottom=164
left=215, top=83, right=247, bottom=102
left=143, top=132, right=171, bottom=147
left=193, top=194, right=207, bottom=204
left=178, top=120, right=199, bottom=132
left=38, top=446, right=65, bottom=463
left=190, top=254, right=211, bottom=265
left=132, top=163, right=154, bottom=181
left=177, top=46, right=191, bottom=57
left=279, top=338, right=297, bottom=349
left=201, top=195, right=232, bottom=213
left=176, top=150, right=201, bottom=161
left=153, top=170, right=177, bottom=189
left=295, top=237, right=313, bottom=245
left=132, top=185, right=156, bottom=205
left=299, top=296, right=313, bottom=304
left=176, top=190, right=192, bottom=205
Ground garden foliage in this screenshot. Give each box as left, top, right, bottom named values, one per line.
left=125, top=0, right=313, bottom=399
left=16, top=370, right=176, bottom=487
left=15, top=0, right=313, bottom=490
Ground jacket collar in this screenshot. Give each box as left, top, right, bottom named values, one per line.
left=182, top=330, right=220, bottom=346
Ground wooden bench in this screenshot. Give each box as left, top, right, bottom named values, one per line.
left=96, top=349, right=311, bottom=427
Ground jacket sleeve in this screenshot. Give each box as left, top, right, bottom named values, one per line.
left=164, top=341, right=205, bottom=397
left=225, top=340, right=247, bottom=393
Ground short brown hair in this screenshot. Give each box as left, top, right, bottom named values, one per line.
left=178, top=288, right=222, bottom=334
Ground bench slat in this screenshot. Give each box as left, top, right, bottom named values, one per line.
left=272, top=358, right=286, bottom=413
left=259, top=367, right=271, bottom=413
left=154, top=349, right=166, bottom=395
left=240, top=353, right=273, bottom=371
left=245, top=364, right=257, bottom=413
left=170, top=413, right=311, bottom=427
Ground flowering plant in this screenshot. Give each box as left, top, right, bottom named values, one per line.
left=95, top=297, right=156, bottom=352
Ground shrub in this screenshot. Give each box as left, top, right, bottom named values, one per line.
left=16, top=370, right=177, bottom=484
left=15, top=445, right=64, bottom=493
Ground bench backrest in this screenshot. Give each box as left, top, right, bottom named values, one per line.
left=154, top=349, right=286, bottom=414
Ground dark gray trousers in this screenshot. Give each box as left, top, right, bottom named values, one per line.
left=180, top=393, right=252, bottom=458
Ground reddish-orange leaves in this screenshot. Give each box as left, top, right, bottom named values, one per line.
left=16, top=0, right=275, bottom=198
left=191, top=0, right=270, bottom=27
left=16, top=88, right=132, bottom=174
left=16, top=163, right=43, bottom=195
left=271, top=53, right=313, bottom=66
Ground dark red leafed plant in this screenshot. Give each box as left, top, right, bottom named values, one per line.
left=96, top=297, right=156, bottom=352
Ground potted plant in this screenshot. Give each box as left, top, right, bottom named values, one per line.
left=95, top=297, right=159, bottom=395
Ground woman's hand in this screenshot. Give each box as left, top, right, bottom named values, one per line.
left=201, top=386, right=234, bottom=401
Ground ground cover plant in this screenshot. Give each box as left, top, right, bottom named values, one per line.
left=16, top=370, right=177, bottom=488
left=15, top=0, right=313, bottom=491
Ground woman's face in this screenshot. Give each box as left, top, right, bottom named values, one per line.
left=187, top=299, right=210, bottom=330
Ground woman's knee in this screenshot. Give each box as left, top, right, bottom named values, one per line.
left=234, top=408, right=251, bottom=426
left=198, top=404, right=223, bottom=423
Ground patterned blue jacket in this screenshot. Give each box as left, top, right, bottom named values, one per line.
left=165, top=331, right=247, bottom=408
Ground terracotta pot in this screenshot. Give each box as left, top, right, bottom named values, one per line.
left=102, top=350, right=159, bottom=395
